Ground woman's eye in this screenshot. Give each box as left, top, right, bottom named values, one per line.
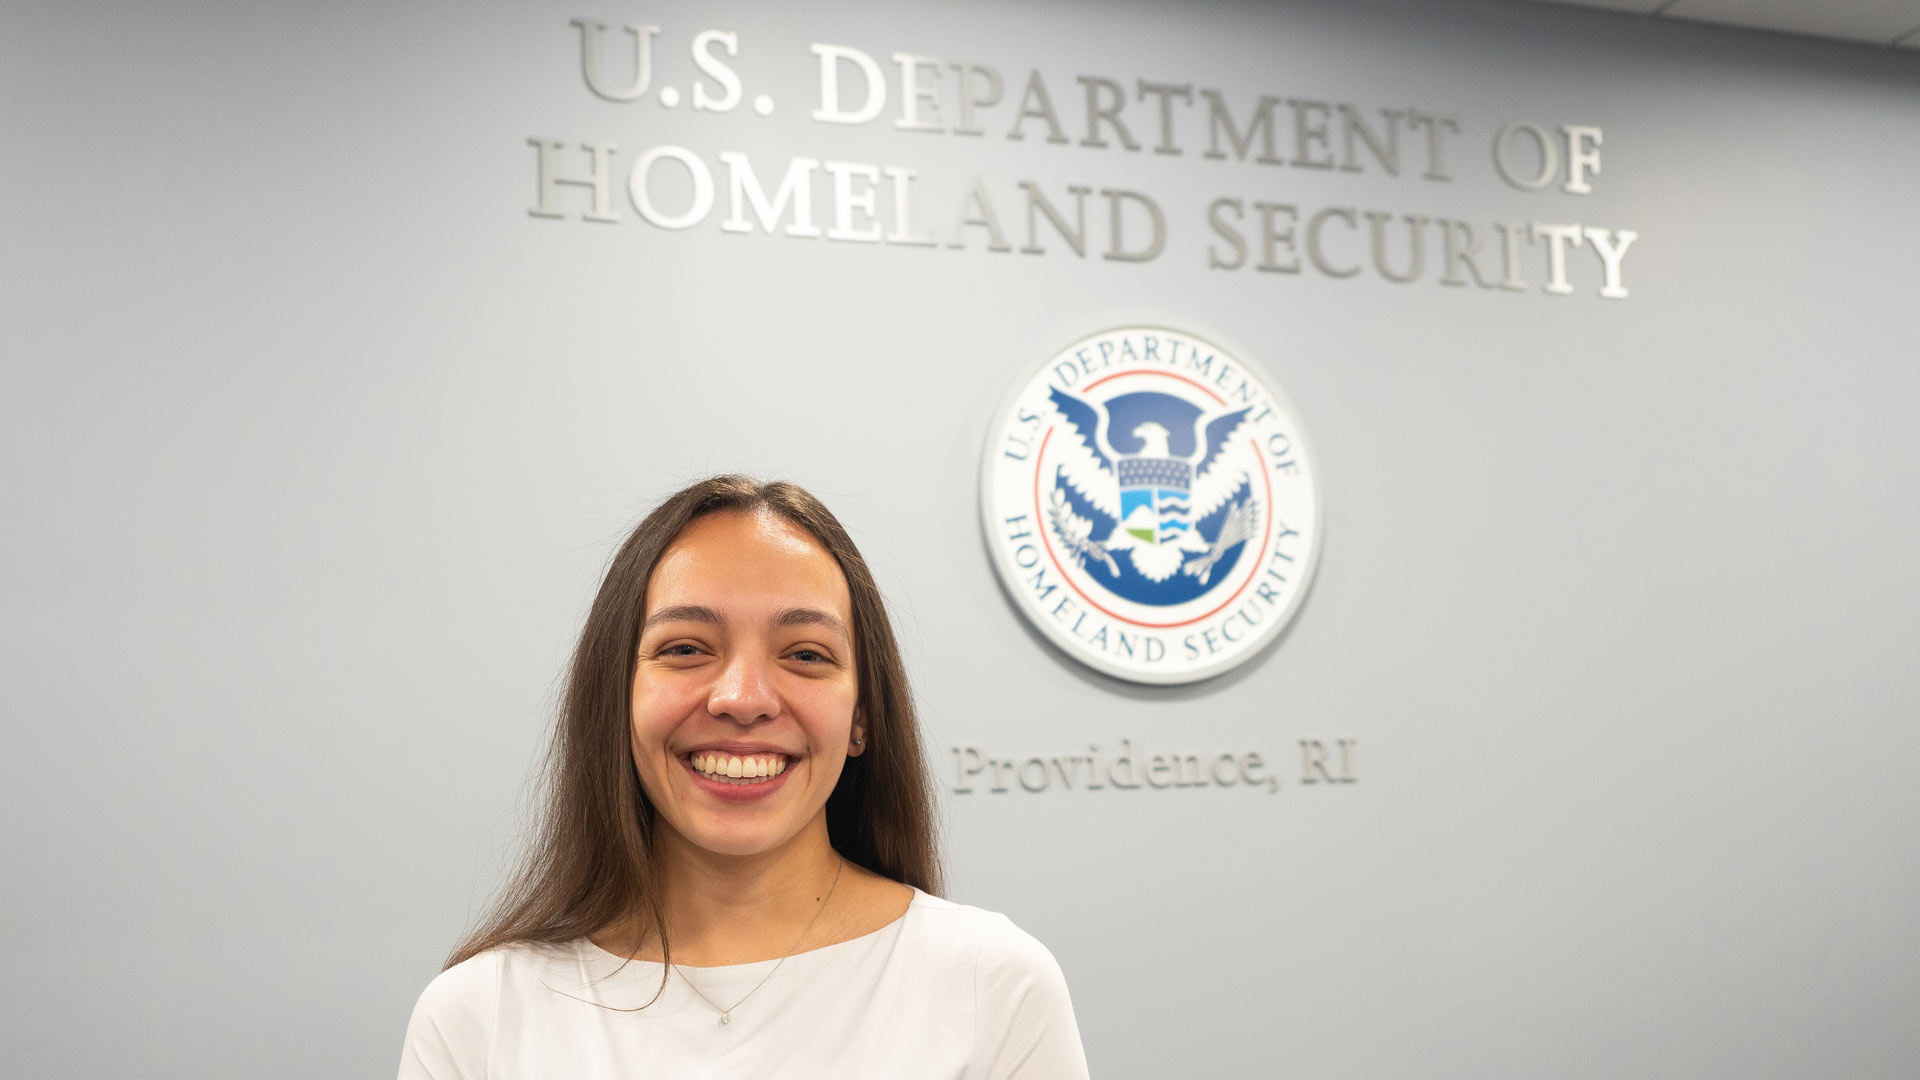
left=788, top=649, right=828, bottom=664
left=659, top=644, right=701, bottom=658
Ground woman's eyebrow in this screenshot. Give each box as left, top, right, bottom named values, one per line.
left=643, top=605, right=846, bottom=638
left=642, top=604, right=721, bottom=630
left=774, top=607, right=848, bottom=638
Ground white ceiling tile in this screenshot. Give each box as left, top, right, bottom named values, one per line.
left=1525, top=0, right=1669, bottom=12
left=1663, top=0, right=1920, bottom=44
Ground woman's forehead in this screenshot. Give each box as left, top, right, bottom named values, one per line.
left=645, top=511, right=851, bottom=619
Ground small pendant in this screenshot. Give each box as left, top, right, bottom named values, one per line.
left=718, top=1012, right=730, bottom=1026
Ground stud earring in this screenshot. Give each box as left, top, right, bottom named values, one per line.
left=852, top=735, right=865, bottom=746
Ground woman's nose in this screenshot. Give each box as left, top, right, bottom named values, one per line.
left=706, top=651, right=779, bottom=724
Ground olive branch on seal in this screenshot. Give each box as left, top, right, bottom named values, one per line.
left=1046, top=488, right=1121, bottom=577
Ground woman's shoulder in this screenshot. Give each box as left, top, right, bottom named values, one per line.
left=901, top=892, right=1089, bottom=1077
left=902, top=890, right=1071, bottom=979
left=408, top=947, right=505, bottom=1017
left=398, top=942, right=579, bottom=1079
left=398, top=950, right=504, bottom=1079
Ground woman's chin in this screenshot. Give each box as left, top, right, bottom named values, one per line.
left=674, top=822, right=800, bottom=860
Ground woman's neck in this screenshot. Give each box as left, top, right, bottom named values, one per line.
left=603, top=815, right=846, bottom=966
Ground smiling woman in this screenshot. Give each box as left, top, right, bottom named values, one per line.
left=397, top=476, right=1089, bottom=1078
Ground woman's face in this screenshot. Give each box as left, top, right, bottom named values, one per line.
left=629, top=510, right=863, bottom=860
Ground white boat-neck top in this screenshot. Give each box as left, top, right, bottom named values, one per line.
left=398, top=888, right=1089, bottom=1079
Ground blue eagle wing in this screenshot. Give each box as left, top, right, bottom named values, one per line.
left=1195, top=406, right=1253, bottom=479
left=1184, top=406, right=1257, bottom=525
left=1049, top=387, right=1112, bottom=475
left=1047, top=386, right=1122, bottom=524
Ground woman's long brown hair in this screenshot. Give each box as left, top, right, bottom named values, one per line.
left=445, top=476, right=943, bottom=974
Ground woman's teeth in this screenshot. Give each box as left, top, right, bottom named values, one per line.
left=690, top=752, right=789, bottom=784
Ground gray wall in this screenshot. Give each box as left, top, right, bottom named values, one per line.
left=4, top=1, right=1917, bottom=1076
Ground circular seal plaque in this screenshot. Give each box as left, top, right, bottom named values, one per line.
left=979, top=327, right=1322, bottom=685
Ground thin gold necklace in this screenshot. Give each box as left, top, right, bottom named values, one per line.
left=672, top=857, right=845, bottom=1026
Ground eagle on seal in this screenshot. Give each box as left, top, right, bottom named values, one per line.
left=1046, top=385, right=1260, bottom=587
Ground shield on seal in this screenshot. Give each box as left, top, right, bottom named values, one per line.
left=1117, top=454, right=1194, bottom=544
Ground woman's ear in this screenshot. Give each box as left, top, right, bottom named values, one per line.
left=849, top=708, right=867, bottom=757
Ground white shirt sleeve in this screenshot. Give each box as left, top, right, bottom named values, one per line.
left=972, top=914, right=1092, bottom=1080
left=396, top=953, right=499, bottom=1080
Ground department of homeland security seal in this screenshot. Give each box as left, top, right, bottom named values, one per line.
left=979, top=327, right=1322, bottom=685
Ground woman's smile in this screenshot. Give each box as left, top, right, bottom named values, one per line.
left=680, top=745, right=799, bottom=801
